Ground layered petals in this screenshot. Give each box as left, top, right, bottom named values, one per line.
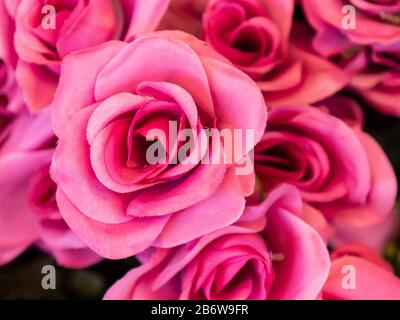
left=51, top=33, right=267, bottom=259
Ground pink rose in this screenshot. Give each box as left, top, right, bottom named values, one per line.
left=201, top=0, right=349, bottom=106
left=254, top=104, right=397, bottom=244
left=2, top=0, right=170, bottom=112
left=302, top=0, right=400, bottom=116
left=322, top=244, right=400, bottom=300
left=0, top=111, right=100, bottom=267
left=104, top=185, right=330, bottom=300
left=50, top=31, right=267, bottom=259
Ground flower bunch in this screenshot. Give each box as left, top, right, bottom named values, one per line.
left=0, top=0, right=399, bottom=300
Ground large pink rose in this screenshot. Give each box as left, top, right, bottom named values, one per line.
left=0, top=111, right=100, bottom=267
left=302, top=0, right=400, bottom=116
left=104, top=185, right=330, bottom=300
left=1, top=0, right=170, bottom=112
left=322, top=244, right=400, bottom=300
left=254, top=104, right=397, bottom=245
left=50, top=31, right=267, bottom=260
left=201, top=0, right=349, bottom=106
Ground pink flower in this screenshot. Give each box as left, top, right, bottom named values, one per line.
left=322, top=244, right=400, bottom=300
left=1, top=0, right=170, bottom=112
left=50, top=31, right=267, bottom=259
left=104, top=185, right=330, bottom=300
left=0, top=111, right=100, bottom=267
left=254, top=104, right=397, bottom=245
left=302, top=0, right=400, bottom=116
left=201, top=0, right=349, bottom=106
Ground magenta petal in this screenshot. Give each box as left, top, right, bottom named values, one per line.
left=266, top=207, right=330, bottom=299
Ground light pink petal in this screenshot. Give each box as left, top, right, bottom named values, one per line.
left=56, top=190, right=169, bottom=259
left=153, top=167, right=247, bottom=248
left=0, top=151, right=52, bottom=264
left=202, top=57, right=267, bottom=156
left=0, top=111, right=54, bottom=155
left=95, top=35, right=214, bottom=120
left=52, top=40, right=126, bottom=137
left=302, top=204, right=333, bottom=244
left=136, top=81, right=198, bottom=130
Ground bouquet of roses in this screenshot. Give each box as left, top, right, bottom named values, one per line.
left=0, top=0, right=399, bottom=300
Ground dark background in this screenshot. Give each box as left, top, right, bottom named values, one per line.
left=0, top=103, right=399, bottom=300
